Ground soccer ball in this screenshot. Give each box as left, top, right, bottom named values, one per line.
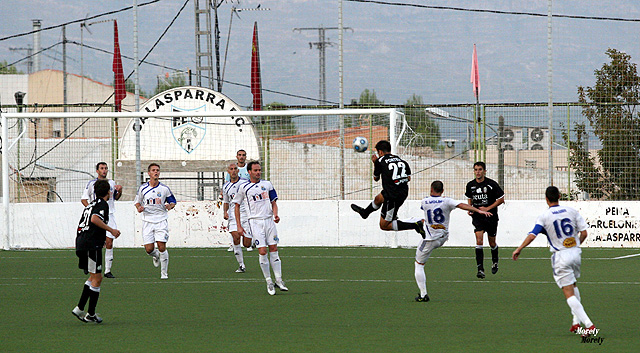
left=352, top=137, right=368, bottom=152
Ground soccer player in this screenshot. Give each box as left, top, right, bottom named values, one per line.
left=224, top=149, right=250, bottom=181
left=350, top=140, right=424, bottom=236
left=414, top=180, right=492, bottom=302
left=134, top=163, right=176, bottom=279
left=225, top=149, right=251, bottom=252
left=512, top=186, right=597, bottom=336
left=81, top=162, right=122, bottom=278
left=233, top=161, right=288, bottom=295
left=465, top=161, right=505, bottom=279
left=222, top=162, right=253, bottom=273
left=72, top=179, right=121, bottom=324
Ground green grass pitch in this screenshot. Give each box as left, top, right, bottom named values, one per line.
left=1, top=246, right=638, bottom=352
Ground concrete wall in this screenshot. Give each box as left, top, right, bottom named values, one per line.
left=3, top=200, right=639, bottom=249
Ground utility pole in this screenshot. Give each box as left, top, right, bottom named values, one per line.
left=294, top=26, right=352, bottom=131
left=194, top=0, right=214, bottom=89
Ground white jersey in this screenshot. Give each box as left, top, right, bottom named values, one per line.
left=232, top=180, right=278, bottom=220
left=134, top=182, right=177, bottom=223
left=420, top=196, right=460, bottom=240
left=81, top=178, right=117, bottom=213
left=529, top=205, right=587, bottom=253
left=222, top=179, right=248, bottom=220
left=225, top=165, right=249, bottom=182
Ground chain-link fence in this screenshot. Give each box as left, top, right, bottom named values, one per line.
left=2, top=100, right=638, bottom=203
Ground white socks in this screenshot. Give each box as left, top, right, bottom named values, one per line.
left=159, top=250, right=169, bottom=277
left=571, top=287, right=581, bottom=325
left=148, top=249, right=160, bottom=259
left=566, top=295, right=593, bottom=327
left=233, top=244, right=244, bottom=267
left=270, top=251, right=282, bottom=280
left=105, top=248, right=114, bottom=273
left=414, top=262, right=427, bottom=296
left=259, top=254, right=271, bottom=282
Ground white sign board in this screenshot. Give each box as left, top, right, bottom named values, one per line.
left=119, top=86, right=260, bottom=161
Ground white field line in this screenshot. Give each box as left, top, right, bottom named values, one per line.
left=1, top=277, right=639, bottom=286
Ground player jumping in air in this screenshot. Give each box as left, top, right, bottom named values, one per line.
left=351, top=140, right=424, bottom=236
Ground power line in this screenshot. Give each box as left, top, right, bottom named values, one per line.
left=345, top=0, right=640, bottom=22
left=69, top=41, right=335, bottom=104
left=0, top=0, right=161, bottom=42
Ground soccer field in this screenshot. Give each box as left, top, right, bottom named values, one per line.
left=1, top=247, right=637, bottom=352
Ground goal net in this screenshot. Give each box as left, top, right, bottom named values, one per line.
left=1, top=108, right=405, bottom=249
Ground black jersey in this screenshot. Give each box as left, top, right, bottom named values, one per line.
left=75, top=198, right=109, bottom=250
left=465, top=177, right=504, bottom=220
left=374, top=153, right=411, bottom=200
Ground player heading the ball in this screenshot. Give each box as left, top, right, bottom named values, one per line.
left=351, top=140, right=424, bottom=236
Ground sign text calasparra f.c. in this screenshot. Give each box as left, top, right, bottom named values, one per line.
left=143, top=88, right=238, bottom=113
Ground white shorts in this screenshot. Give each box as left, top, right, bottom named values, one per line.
left=228, top=217, right=252, bottom=238
left=106, top=215, right=117, bottom=240
left=142, top=220, right=169, bottom=245
left=248, top=218, right=278, bottom=248
left=551, top=247, right=581, bottom=288
left=415, top=236, right=448, bottom=264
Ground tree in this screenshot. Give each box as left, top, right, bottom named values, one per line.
left=564, top=48, right=640, bottom=200
left=1, top=60, right=22, bottom=74
left=154, top=71, right=187, bottom=95
left=348, top=89, right=386, bottom=127
left=402, top=94, right=441, bottom=149
left=254, top=102, right=298, bottom=138
left=125, top=79, right=147, bottom=98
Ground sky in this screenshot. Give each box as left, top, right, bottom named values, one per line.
left=1, top=0, right=640, bottom=109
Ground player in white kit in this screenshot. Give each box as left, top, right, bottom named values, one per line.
left=134, top=163, right=176, bottom=279
left=224, top=150, right=251, bottom=252
left=233, top=161, right=288, bottom=295
left=81, top=162, right=122, bottom=278
left=512, top=186, right=598, bottom=337
left=415, top=180, right=491, bottom=302
left=222, top=163, right=253, bottom=273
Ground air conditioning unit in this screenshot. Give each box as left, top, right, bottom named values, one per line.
left=528, top=127, right=550, bottom=150
left=501, top=126, right=525, bottom=150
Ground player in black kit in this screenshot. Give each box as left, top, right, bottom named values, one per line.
left=351, top=140, right=424, bottom=237
left=71, top=180, right=120, bottom=324
left=465, top=161, right=505, bottom=279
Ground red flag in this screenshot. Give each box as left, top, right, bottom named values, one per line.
left=113, top=21, right=126, bottom=112
left=470, top=44, right=480, bottom=99
left=251, top=22, right=262, bottom=111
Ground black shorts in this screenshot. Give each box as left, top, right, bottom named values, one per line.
left=380, top=195, right=406, bottom=222
left=472, top=217, right=499, bottom=237
left=76, top=249, right=102, bottom=275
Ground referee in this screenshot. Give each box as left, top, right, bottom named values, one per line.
left=465, top=161, right=505, bottom=279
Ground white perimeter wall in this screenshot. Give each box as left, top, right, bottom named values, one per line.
left=4, top=200, right=640, bottom=249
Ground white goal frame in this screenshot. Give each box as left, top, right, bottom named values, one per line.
left=1, top=108, right=403, bottom=249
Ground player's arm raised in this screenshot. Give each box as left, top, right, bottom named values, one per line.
left=457, top=203, right=492, bottom=217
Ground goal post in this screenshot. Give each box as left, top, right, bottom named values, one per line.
left=1, top=108, right=405, bottom=249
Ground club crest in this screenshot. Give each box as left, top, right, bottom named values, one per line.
left=171, top=105, right=206, bottom=154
